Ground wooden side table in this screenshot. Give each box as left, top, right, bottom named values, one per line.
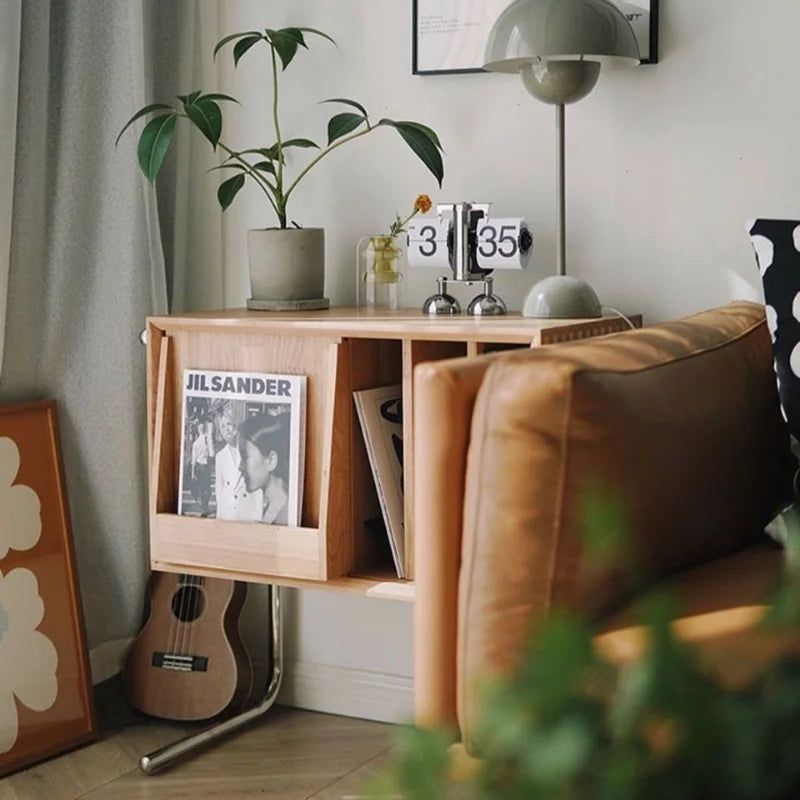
left=138, top=308, right=641, bottom=771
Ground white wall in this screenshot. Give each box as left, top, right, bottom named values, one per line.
left=212, top=0, right=798, bottom=720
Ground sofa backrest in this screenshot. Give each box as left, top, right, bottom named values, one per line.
left=457, top=301, right=789, bottom=750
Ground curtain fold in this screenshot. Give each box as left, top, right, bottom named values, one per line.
left=0, top=0, right=231, bottom=684
left=0, top=0, right=182, bottom=681
left=0, top=0, right=22, bottom=378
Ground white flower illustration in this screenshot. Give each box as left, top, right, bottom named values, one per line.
left=0, top=568, right=58, bottom=754
left=0, top=437, right=42, bottom=559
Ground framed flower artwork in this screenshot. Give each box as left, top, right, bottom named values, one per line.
left=0, top=400, right=96, bottom=777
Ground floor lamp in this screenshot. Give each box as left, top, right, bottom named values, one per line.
left=483, top=0, right=640, bottom=318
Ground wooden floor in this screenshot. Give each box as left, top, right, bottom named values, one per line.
left=0, top=706, right=396, bottom=800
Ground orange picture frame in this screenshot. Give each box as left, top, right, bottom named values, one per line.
left=0, top=400, right=96, bottom=777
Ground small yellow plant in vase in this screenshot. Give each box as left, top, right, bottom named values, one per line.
left=357, top=195, right=433, bottom=311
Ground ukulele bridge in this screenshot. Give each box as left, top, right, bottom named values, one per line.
left=152, top=652, right=209, bottom=672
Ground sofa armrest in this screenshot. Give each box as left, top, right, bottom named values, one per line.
left=413, top=356, right=496, bottom=729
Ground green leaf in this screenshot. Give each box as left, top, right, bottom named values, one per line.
left=321, top=97, right=368, bottom=117
left=253, top=160, right=276, bottom=176
left=115, top=103, right=173, bottom=147
left=294, top=27, right=336, bottom=46
left=233, top=34, right=263, bottom=66
left=177, top=90, right=202, bottom=110
left=200, top=93, right=240, bottom=104
left=137, top=113, right=176, bottom=182
left=213, top=30, right=261, bottom=59
left=521, top=716, right=594, bottom=786
left=266, top=28, right=305, bottom=70
left=378, top=119, right=444, bottom=188
left=276, top=28, right=308, bottom=46
left=580, top=483, right=630, bottom=567
left=327, top=113, right=366, bottom=145
left=265, top=138, right=319, bottom=162
left=519, top=614, right=595, bottom=715
left=176, top=90, right=202, bottom=106
left=207, top=163, right=246, bottom=173
left=185, top=98, right=222, bottom=148
left=237, top=148, right=275, bottom=160
left=279, top=138, right=319, bottom=149
left=217, top=173, right=245, bottom=211
left=394, top=119, right=444, bottom=151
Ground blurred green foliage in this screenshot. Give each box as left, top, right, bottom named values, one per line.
left=373, top=493, right=800, bottom=799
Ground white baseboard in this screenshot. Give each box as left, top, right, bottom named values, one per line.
left=89, top=644, right=414, bottom=725
left=264, top=658, right=414, bottom=725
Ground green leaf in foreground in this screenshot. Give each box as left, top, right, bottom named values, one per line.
left=137, top=113, right=176, bottom=181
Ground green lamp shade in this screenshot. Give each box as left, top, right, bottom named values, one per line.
left=483, top=0, right=640, bottom=73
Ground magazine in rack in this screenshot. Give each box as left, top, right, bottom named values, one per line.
left=353, top=384, right=405, bottom=578
left=178, top=368, right=306, bottom=527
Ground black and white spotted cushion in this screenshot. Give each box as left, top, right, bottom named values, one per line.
left=749, top=218, right=800, bottom=439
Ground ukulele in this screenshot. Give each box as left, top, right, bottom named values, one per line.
left=123, top=572, right=253, bottom=721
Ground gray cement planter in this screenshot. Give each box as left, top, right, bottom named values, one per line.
left=246, top=228, right=329, bottom=311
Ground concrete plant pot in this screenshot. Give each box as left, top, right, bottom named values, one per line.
left=246, top=228, right=329, bottom=311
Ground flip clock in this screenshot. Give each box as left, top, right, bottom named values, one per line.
left=407, top=202, right=533, bottom=316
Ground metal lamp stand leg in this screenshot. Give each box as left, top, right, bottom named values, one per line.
left=138, top=584, right=284, bottom=774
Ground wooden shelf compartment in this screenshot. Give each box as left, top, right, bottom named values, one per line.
left=146, top=320, right=353, bottom=583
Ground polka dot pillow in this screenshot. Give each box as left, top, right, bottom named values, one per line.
left=749, top=218, right=800, bottom=439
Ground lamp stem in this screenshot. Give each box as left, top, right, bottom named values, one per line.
left=556, top=102, right=566, bottom=277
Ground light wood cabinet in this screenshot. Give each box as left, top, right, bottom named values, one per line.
left=146, top=308, right=639, bottom=602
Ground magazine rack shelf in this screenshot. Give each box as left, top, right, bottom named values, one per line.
left=146, top=308, right=640, bottom=601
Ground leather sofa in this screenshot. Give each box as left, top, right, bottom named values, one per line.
left=413, top=301, right=791, bottom=755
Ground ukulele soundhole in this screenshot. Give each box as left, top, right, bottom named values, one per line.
left=171, top=586, right=205, bottom=622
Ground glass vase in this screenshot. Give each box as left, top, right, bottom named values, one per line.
left=356, top=234, right=405, bottom=311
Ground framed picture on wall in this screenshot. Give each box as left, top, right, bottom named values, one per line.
left=412, top=0, right=659, bottom=75
left=0, top=400, right=96, bottom=777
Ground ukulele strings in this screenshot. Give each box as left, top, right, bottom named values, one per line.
left=185, top=574, right=203, bottom=663
left=176, top=573, right=192, bottom=658
left=173, top=575, right=187, bottom=658
left=165, top=572, right=181, bottom=660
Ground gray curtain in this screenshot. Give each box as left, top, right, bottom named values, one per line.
left=0, top=0, right=172, bottom=678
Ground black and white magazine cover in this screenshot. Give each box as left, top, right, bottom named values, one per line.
left=177, top=369, right=306, bottom=527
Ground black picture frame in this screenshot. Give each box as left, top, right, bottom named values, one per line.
left=412, top=0, right=659, bottom=76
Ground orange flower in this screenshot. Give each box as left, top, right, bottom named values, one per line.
left=414, top=194, right=432, bottom=214
left=389, top=195, right=434, bottom=236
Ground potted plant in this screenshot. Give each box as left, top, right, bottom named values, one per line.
left=117, top=26, right=445, bottom=310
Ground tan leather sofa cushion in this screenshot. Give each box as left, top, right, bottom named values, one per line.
left=457, top=301, right=789, bottom=750
left=596, top=541, right=787, bottom=688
